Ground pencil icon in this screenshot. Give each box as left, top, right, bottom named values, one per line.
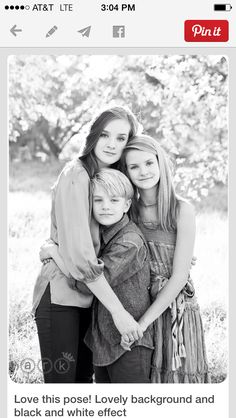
left=46, top=26, right=58, bottom=38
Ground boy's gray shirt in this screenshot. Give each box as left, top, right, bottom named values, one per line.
left=85, top=214, right=154, bottom=366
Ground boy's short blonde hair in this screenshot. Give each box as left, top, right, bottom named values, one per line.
left=91, top=168, right=134, bottom=200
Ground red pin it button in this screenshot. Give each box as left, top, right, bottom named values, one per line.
left=185, top=20, right=229, bottom=42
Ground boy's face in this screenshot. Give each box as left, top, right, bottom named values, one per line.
left=92, top=184, right=131, bottom=226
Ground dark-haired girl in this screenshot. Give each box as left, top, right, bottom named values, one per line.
left=33, top=107, right=143, bottom=383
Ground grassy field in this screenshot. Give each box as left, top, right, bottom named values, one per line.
left=9, top=161, right=228, bottom=383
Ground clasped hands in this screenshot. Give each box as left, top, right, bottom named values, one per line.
left=119, top=317, right=147, bottom=351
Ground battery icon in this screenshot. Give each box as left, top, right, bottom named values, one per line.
left=214, top=4, right=232, bottom=10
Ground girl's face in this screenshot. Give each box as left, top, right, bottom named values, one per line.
left=94, top=119, right=130, bottom=168
left=126, top=149, right=160, bottom=190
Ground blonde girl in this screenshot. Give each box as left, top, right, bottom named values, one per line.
left=123, top=134, right=210, bottom=383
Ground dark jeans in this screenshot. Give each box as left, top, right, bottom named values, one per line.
left=94, top=346, right=152, bottom=383
left=35, top=284, right=93, bottom=383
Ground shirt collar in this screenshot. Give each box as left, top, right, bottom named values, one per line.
left=101, top=214, right=129, bottom=245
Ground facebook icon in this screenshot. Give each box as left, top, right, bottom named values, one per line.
left=113, top=26, right=125, bottom=38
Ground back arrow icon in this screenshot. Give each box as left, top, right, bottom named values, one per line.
left=10, top=25, right=22, bottom=37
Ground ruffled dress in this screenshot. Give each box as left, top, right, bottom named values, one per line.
left=137, top=220, right=210, bottom=383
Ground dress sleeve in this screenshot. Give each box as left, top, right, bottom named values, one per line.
left=54, top=162, right=104, bottom=283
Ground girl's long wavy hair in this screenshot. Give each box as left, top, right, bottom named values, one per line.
left=79, top=106, right=140, bottom=178
left=122, top=135, right=180, bottom=232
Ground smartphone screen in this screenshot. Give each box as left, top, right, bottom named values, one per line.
left=1, top=1, right=232, bottom=417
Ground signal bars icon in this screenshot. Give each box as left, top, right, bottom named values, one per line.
left=5, top=5, right=30, bottom=10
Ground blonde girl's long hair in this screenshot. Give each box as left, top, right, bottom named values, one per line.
left=123, top=135, right=180, bottom=231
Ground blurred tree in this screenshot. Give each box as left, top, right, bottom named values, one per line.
left=9, top=55, right=228, bottom=199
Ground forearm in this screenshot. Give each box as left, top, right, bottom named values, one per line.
left=87, top=275, right=143, bottom=339
left=139, top=201, right=196, bottom=331
left=86, top=275, right=125, bottom=315
left=48, top=245, right=127, bottom=313
left=139, top=274, right=188, bottom=330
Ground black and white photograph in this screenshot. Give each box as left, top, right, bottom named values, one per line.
left=8, top=55, right=227, bottom=384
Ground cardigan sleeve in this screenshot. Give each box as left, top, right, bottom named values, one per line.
left=54, top=161, right=104, bottom=283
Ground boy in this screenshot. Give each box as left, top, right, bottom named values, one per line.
left=40, top=168, right=153, bottom=383
left=84, top=168, right=153, bottom=383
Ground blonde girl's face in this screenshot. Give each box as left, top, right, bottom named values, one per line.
left=94, top=119, right=130, bottom=168
left=126, top=149, right=160, bottom=190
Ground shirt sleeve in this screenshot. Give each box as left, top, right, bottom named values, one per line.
left=102, top=233, right=147, bottom=288
left=54, top=162, right=104, bottom=283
